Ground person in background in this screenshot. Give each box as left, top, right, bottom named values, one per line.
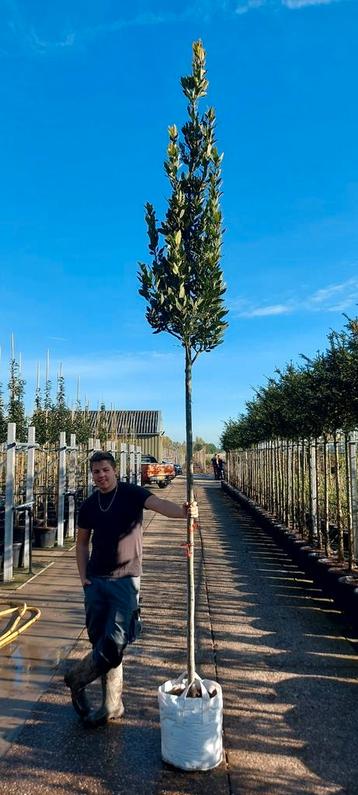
left=211, top=454, right=219, bottom=479
left=64, top=450, right=198, bottom=728
left=217, top=456, right=225, bottom=480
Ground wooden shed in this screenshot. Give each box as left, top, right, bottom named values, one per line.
left=87, top=410, right=164, bottom=461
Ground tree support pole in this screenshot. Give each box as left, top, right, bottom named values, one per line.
left=87, top=438, right=94, bottom=496
left=349, top=431, right=358, bottom=563
left=4, top=423, right=16, bottom=582
left=57, top=431, right=66, bottom=547
left=67, top=433, right=76, bottom=540
left=120, top=443, right=127, bottom=483
left=24, top=426, right=35, bottom=568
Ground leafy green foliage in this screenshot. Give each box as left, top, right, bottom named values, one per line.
left=0, top=381, right=7, bottom=443
left=193, top=435, right=217, bottom=453
left=1, top=354, right=92, bottom=446
left=222, top=316, right=358, bottom=450
left=72, top=400, right=92, bottom=444
left=31, top=383, right=49, bottom=445
left=47, top=373, right=72, bottom=443
left=138, top=40, right=227, bottom=364
left=7, top=357, right=27, bottom=441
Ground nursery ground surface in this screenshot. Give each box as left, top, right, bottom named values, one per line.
left=0, top=476, right=357, bottom=795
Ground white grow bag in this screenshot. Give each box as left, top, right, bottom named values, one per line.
left=158, top=672, right=223, bottom=771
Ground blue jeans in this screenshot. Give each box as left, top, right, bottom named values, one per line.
left=84, top=576, right=140, bottom=671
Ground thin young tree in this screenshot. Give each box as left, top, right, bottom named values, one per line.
left=96, top=402, right=109, bottom=448
left=31, top=367, right=49, bottom=446
left=72, top=398, right=92, bottom=444
left=138, top=40, right=227, bottom=687
left=0, top=380, right=6, bottom=443
left=48, top=369, right=72, bottom=443
left=7, top=354, right=27, bottom=441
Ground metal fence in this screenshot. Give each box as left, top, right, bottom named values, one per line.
left=0, top=423, right=142, bottom=583
left=226, top=431, right=358, bottom=566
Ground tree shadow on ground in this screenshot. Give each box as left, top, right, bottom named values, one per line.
left=198, top=478, right=358, bottom=795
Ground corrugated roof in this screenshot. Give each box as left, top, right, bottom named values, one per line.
left=87, top=410, right=162, bottom=436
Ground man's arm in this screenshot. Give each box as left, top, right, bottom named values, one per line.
left=76, top=527, right=91, bottom=585
left=144, top=494, right=198, bottom=520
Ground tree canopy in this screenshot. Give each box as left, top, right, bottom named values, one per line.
left=138, top=39, right=227, bottom=364
left=222, top=316, right=358, bottom=450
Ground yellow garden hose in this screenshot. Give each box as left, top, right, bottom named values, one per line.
left=0, top=602, right=41, bottom=650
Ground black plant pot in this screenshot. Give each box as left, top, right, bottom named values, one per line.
left=287, top=538, right=308, bottom=565
left=223, top=481, right=358, bottom=626
left=334, top=575, right=358, bottom=618
left=305, top=551, right=324, bottom=577
left=0, top=542, right=23, bottom=569
left=296, top=545, right=314, bottom=568
left=33, top=526, right=56, bottom=549
left=314, top=557, right=337, bottom=588
left=13, top=542, right=24, bottom=568
left=324, top=565, right=350, bottom=597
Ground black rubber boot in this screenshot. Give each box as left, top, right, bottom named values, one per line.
left=64, top=652, right=102, bottom=719
left=84, top=663, right=124, bottom=728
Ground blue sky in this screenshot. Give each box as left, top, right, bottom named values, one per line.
left=0, top=0, right=357, bottom=445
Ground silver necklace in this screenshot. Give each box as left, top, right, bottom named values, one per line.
left=98, top=484, right=118, bottom=513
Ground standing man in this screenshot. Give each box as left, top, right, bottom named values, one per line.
left=64, top=450, right=197, bottom=727
left=217, top=456, right=225, bottom=480
left=211, top=454, right=219, bottom=480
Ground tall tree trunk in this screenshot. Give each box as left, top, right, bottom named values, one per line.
left=297, top=441, right=301, bottom=533
left=269, top=440, right=274, bottom=514
left=280, top=440, right=284, bottom=523
left=323, top=434, right=330, bottom=556
left=276, top=439, right=280, bottom=517
left=278, top=441, right=282, bottom=521
left=315, top=439, right=322, bottom=548
left=250, top=448, right=253, bottom=499
left=285, top=439, right=290, bottom=527
left=333, top=430, right=344, bottom=562
left=185, top=347, right=196, bottom=685
left=344, top=434, right=354, bottom=570
left=349, top=431, right=358, bottom=564
left=307, top=438, right=313, bottom=544
left=308, top=438, right=319, bottom=545
left=249, top=449, right=253, bottom=498
left=301, top=438, right=306, bottom=536
left=276, top=441, right=281, bottom=519
left=264, top=443, right=269, bottom=510
left=291, top=442, right=295, bottom=529
left=44, top=446, right=49, bottom=526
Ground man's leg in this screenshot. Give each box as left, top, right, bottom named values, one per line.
left=84, top=577, right=140, bottom=727
left=84, top=578, right=108, bottom=650
left=91, top=576, right=139, bottom=667
left=64, top=578, right=108, bottom=717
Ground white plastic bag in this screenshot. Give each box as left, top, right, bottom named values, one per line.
left=158, top=671, right=223, bottom=771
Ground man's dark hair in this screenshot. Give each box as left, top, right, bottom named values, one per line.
left=90, top=451, right=116, bottom=469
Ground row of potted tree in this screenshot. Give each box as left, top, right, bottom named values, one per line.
left=221, top=316, right=358, bottom=619
left=0, top=355, right=94, bottom=445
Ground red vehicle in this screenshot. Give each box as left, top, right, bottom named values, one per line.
left=141, top=455, right=175, bottom=489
